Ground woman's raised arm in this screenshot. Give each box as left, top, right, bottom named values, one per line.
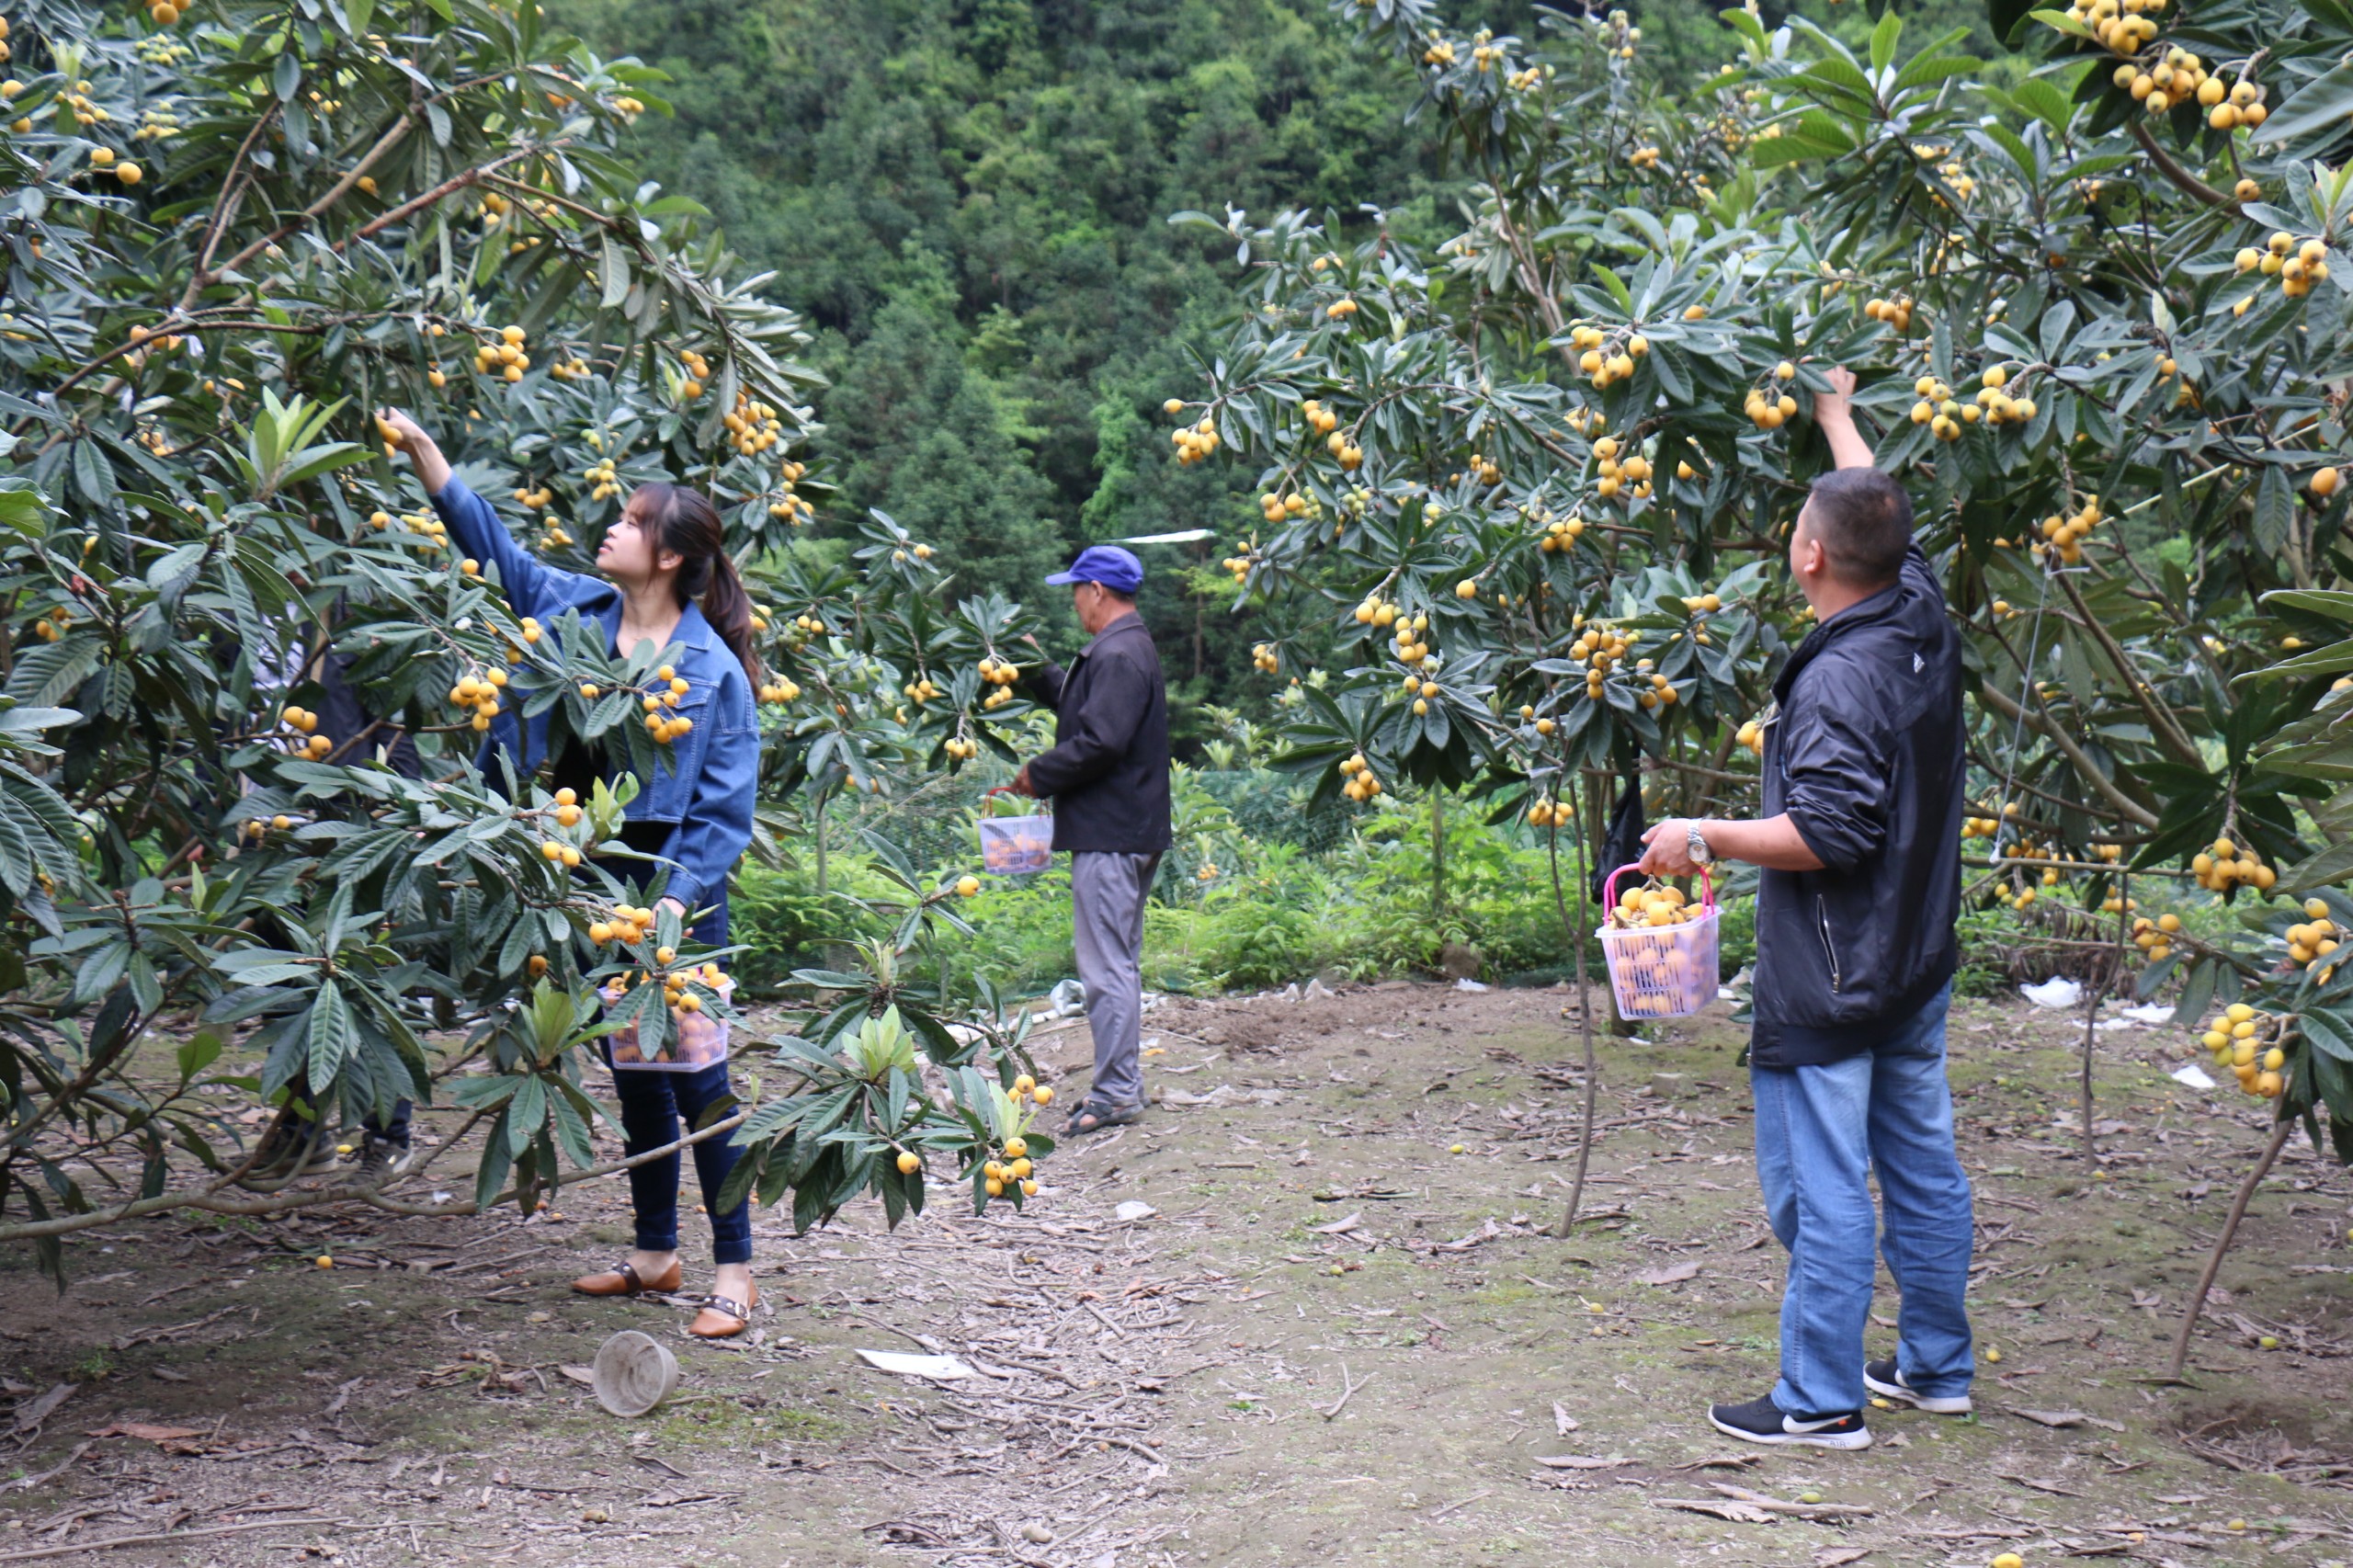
left=378, top=406, right=580, bottom=623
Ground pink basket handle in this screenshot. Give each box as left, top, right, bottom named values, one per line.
left=1603, top=861, right=1715, bottom=914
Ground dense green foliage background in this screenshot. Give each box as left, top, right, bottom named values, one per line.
left=552, top=0, right=1995, bottom=742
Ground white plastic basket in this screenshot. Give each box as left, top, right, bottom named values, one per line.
left=978, top=788, right=1053, bottom=875
left=1597, top=863, right=1719, bottom=1020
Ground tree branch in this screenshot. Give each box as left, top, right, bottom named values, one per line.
left=0, top=1108, right=747, bottom=1242
left=1975, top=677, right=2159, bottom=828
left=2052, top=568, right=2206, bottom=767
left=2131, top=120, right=2239, bottom=210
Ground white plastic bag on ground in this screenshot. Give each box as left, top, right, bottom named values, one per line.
left=2020, top=977, right=2083, bottom=1009
left=1047, top=978, right=1088, bottom=1017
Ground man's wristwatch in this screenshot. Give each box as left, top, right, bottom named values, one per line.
left=1685, top=822, right=1715, bottom=867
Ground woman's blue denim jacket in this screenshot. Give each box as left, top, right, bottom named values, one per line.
left=430, top=475, right=758, bottom=915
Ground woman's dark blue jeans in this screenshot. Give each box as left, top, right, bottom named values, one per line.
left=603, top=896, right=750, bottom=1266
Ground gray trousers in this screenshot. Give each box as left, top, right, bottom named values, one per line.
left=1071, top=851, right=1157, bottom=1108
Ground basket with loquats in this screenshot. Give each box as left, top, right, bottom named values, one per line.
left=1597, top=865, right=1720, bottom=1019
left=603, top=954, right=733, bottom=1071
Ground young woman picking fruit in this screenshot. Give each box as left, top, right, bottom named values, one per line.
left=377, top=407, right=765, bottom=1339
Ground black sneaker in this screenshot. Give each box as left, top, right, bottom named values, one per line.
left=354, top=1135, right=415, bottom=1187
left=1708, top=1392, right=1873, bottom=1449
left=1863, top=1358, right=1972, bottom=1415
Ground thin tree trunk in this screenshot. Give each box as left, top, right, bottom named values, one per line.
left=1550, top=778, right=1600, bottom=1238
left=2080, top=870, right=2123, bottom=1165
left=1431, top=789, right=1446, bottom=924
left=2168, top=1117, right=2294, bottom=1379
left=1587, top=767, right=1636, bottom=1037
left=814, top=790, right=829, bottom=899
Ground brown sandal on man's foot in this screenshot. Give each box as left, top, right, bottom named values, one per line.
left=570, top=1258, right=684, bottom=1298
left=1065, top=1096, right=1144, bottom=1137
left=688, top=1281, right=760, bottom=1339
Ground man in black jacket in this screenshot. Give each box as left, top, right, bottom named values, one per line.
left=1013, top=546, right=1172, bottom=1135
left=1640, top=367, right=1972, bottom=1450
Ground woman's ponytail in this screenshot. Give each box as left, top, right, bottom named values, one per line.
left=633, top=482, right=763, bottom=686
left=697, top=550, right=761, bottom=687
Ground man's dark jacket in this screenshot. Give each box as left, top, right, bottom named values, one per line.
left=1752, top=544, right=1963, bottom=1068
left=1026, top=613, right=1172, bottom=855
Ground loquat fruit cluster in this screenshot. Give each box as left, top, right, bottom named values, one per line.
left=2034, top=497, right=2102, bottom=565
left=473, top=324, right=529, bottom=383
left=2129, top=911, right=2180, bottom=963
left=2195, top=1001, right=2288, bottom=1098
left=1862, top=294, right=1917, bottom=332
left=1171, top=415, right=1221, bottom=466
left=2234, top=232, right=2332, bottom=299
left=723, top=392, right=784, bottom=455
left=587, top=902, right=660, bottom=948
left=279, top=704, right=335, bottom=758
left=449, top=667, right=507, bottom=734
left=641, top=664, right=693, bottom=744
left=1568, top=322, right=1647, bottom=389
left=2192, top=836, right=2274, bottom=892
left=1744, top=360, right=1800, bottom=429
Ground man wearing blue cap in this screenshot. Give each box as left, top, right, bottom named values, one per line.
left=1012, top=545, right=1172, bottom=1135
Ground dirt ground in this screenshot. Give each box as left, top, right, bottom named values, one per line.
left=9, top=983, right=2353, bottom=1567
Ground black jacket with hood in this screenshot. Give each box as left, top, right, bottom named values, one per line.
left=1750, top=544, right=1964, bottom=1068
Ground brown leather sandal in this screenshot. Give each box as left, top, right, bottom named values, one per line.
left=570, top=1257, right=684, bottom=1298
left=688, top=1280, right=760, bottom=1338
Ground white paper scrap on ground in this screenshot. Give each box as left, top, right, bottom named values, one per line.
left=2171, top=1063, right=2217, bottom=1090
left=1454, top=978, right=1489, bottom=992
left=2020, top=977, right=2084, bottom=1009
left=2122, top=1004, right=2177, bottom=1024
left=1114, top=1200, right=1157, bottom=1222
left=855, top=1349, right=975, bottom=1380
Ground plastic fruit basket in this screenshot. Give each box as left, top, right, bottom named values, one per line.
left=978, top=788, right=1053, bottom=875
left=1597, top=863, right=1719, bottom=1020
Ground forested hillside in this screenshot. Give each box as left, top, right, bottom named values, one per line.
left=546, top=0, right=1410, bottom=730
left=553, top=0, right=2002, bottom=733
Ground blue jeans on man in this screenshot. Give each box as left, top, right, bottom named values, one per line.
left=1751, top=981, right=1974, bottom=1419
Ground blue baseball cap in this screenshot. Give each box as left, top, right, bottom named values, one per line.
left=1046, top=545, right=1144, bottom=595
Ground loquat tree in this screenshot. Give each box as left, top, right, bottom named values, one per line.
left=0, top=0, right=1063, bottom=1276
left=1168, top=0, right=2353, bottom=1256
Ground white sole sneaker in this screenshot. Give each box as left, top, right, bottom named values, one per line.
left=1864, top=1363, right=1972, bottom=1415
left=1708, top=1408, right=1874, bottom=1449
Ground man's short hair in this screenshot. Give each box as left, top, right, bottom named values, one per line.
left=1803, top=469, right=1913, bottom=586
